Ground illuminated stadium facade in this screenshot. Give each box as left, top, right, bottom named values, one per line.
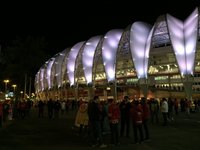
left=35, top=7, right=200, bottom=101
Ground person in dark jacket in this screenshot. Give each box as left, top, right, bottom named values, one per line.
left=141, top=97, right=150, bottom=141
left=47, top=99, right=54, bottom=119
left=108, top=98, right=120, bottom=145
left=87, top=96, right=107, bottom=148
left=130, top=100, right=144, bottom=144
left=119, top=96, right=131, bottom=138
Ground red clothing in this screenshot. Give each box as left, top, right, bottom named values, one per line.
left=108, top=103, right=120, bottom=124
left=142, top=103, right=150, bottom=121
left=136, top=104, right=143, bottom=124
left=130, top=103, right=143, bottom=124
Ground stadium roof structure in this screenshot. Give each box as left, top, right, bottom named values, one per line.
left=35, top=6, right=200, bottom=100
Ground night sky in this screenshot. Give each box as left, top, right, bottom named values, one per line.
left=1, top=1, right=200, bottom=55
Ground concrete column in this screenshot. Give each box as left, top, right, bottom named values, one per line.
left=74, top=86, right=78, bottom=100
left=88, top=86, right=94, bottom=101
left=110, top=83, right=117, bottom=100
left=138, top=78, right=148, bottom=98
left=168, top=75, right=172, bottom=97
left=183, top=81, right=193, bottom=100
left=123, top=87, right=128, bottom=97
left=182, top=75, right=193, bottom=100
left=65, top=88, right=68, bottom=100
left=104, top=89, right=107, bottom=100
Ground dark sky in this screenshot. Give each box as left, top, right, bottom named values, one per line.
left=1, top=1, right=200, bottom=54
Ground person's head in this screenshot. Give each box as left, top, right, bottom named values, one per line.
left=141, top=97, right=146, bottom=104
left=124, top=96, right=129, bottom=101
left=93, top=96, right=99, bottom=102
left=84, top=98, right=89, bottom=103
left=134, top=99, right=139, bottom=105
left=162, top=98, right=167, bottom=102
left=108, top=98, right=114, bottom=104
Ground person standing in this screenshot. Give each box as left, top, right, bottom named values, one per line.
left=38, top=100, right=45, bottom=118
left=150, top=98, right=159, bottom=124
left=141, top=97, right=150, bottom=141
left=174, top=98, right=179, bottom=115
left=130, top=100, right=144, bottom=144
left=47, top=99, right=54, bottom=119
left=108, top=98, right=120, bottom=145
left=168, top=97, right=174, bottom=121
left=161, top=98, right=168, bottom=126
left=0, top=101, right=3, bottom=127
left=119, top=96, right=131, bottom=138
left=74, top=100, right=89, bottom=137
left=60, top=100, right=66, bottom=116
left=54, top=100, right=61, bottom=119
left=88, top=96, right=107, bottom=148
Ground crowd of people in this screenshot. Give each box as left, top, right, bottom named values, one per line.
left=0, top=98, right=73, bottom=127
left=1, top=95, right=200, bottom=148
left=74, top=96, right=150, bottom=148
left=73, top=95, right=200, bottom=148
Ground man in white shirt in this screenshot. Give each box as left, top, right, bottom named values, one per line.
left=161, top=98, right=168, bottom=126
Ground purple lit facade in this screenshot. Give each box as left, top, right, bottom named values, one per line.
left=130, top=22, right=154, bottom=79
left=35, top=7, right=200, bottom=100
left=102, top=29, right=123, bottom=82
left=82, top=36, right=101, bottom=84
left=67, top=42, right=85, bottom=86
left=167, top=8, right=198, bottom=76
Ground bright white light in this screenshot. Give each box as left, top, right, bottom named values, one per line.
left=39, top=69, right=44, bottom=91
left=104, top=51, right=112, bottom=60
left=102, top=29, right=123, bottom=82
left=82, top=36, right=101, bottom=84
left=130, top=21, right=153, bottom=79
left=86, top=42, right=91, bottom=45
left=108, top=38, right=118, bottom=48
left=46, top=59, right=55, bottom=89
left=67, top=42, right=85, bottom=86
left=55, top=52, right=65, bottom=88
left=167, top=7, right=198, bottom=75
left=107, top=69, right=115, bottom=80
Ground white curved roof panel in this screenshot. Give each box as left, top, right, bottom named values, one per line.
left=167, top=8, right=198, bottom=75
left=67, top=41, right=85, bottom=86
left=130, top=22, right=153, bottom=79
left=82, top=36, right=101, bottom=84
left=102, top=29, right=123, bottom=82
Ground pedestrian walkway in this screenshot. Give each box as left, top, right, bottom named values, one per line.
left=0, top=108, right=200, bottom=150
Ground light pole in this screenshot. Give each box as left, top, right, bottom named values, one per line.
left=12, top=84, right=17, bottom=99
left=12, top=84, right=17, bottom=92
left=20, top=91, right=23, bottom=100
left=3, top=79, right=10, bottom=94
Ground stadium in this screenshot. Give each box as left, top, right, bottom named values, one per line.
left=35, top=7, right=200, bottom=101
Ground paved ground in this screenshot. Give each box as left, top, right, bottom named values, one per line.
left=0, top=107, right=200, bottom=150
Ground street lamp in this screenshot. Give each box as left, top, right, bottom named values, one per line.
left=20, top=91, right=23, bottom=100
left=12, top=84, right=17, bottom=99
left=12, top=84, right=17, bottom=92
left=3, top=79, right=10, bottom=94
